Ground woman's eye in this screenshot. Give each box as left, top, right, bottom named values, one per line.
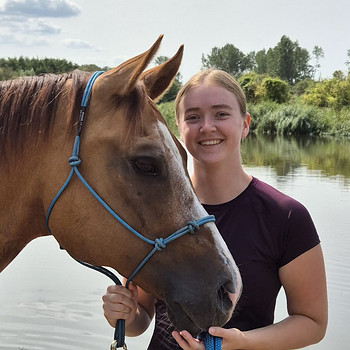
left=216, top=112, right=228, bottom=118
left=185, top=114, right=199, bottom=122
left=133, top=159, right=158, bottom=176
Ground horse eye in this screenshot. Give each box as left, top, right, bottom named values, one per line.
left=133, top=158, right=159, bottom=176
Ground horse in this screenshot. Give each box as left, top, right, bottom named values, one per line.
left=0, top=36, right=241, bottom=338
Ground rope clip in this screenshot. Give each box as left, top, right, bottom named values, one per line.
left=110, top=340, right=127, bottom=350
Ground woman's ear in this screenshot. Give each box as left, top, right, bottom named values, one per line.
left=241, top=113, right=251, bottom=139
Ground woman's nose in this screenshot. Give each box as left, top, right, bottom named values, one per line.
left=199, top=117, right=216, bottom=133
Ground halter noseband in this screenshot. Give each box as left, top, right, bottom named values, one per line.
left=45, top=71, right=216, bottom=349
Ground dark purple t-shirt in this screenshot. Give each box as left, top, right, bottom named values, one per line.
left=147, top=177, right=320, bottom=350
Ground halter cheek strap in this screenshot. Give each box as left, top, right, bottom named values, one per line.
left=45, top=71, right=219, bottom=349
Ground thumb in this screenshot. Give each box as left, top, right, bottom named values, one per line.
left=128, top=281, right=137, bottom=291
left=128, top=282, right=139, bottom=299
left=208, top=326, right=228, bottom=338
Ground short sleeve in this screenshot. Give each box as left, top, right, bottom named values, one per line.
left=279, top=202, right=320, bottom=267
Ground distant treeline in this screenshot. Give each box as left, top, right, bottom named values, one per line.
left=0, top=57, right=108, bottom=80
left=1, top=35, right=350, bottom=137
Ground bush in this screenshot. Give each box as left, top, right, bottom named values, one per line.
left=238, top=73, right=267, bottom=103
left=302, top=77, right=350, bottom=109
left=247, top=101, right=278, bottom=132
left=157, top=101, right=178, bottom=136
left=248, top=103, right=331, bottom=136
left=291, top=78, right=315, bottom=96
left=274, top=105, right=328, bottom=135
left=260, top=77, right=290, bottom=103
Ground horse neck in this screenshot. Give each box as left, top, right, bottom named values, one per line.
left=0, top=108, right=72, bottom=272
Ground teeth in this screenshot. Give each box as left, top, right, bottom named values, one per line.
left=200, top=140, right=221, bottom=145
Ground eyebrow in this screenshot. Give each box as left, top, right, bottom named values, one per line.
left=184, top=104, right=233, bottom=113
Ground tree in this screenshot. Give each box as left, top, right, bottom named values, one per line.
left=345, top=49, right=350, bottom=74
left=255, top=49, right=268, bottom=74
left=265, top=48, right=279, bottom=77
left=79, top=64, right=104, bottom=72
left=312, top=45, right=325, bottom=80
left=276, top=35, right=295, bottom=84
left=263, top=36, right=312, bottom=84
left=201, top=44, right=254, bottom=77
left=294, top=44, right=313, bottom=82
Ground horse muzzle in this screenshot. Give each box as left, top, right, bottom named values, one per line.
left=165, top=267, right=242, bottom=336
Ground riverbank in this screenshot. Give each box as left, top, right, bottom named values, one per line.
left=158, top=101, right=350, bottom=137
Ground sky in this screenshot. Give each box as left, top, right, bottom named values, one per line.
left=0, top=0, right=349, bottom=82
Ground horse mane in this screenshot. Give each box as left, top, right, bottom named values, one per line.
left=0, top=70, right=90, bottom=154
left=0, top=70, right=149, bottom=158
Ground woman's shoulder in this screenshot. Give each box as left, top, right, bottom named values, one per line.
left=249, top=177, right=306, bottom=211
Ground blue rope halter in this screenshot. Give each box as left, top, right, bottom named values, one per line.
left=45, top=71, right=220, bottom=349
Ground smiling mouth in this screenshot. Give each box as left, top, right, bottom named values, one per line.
left=199, top=140, right=222, bottom=146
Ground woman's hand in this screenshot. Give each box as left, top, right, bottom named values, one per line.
left=207, top=327, right=245, bottom=350
left=172, top=330, right=204, bottom=350
left=172, top=327, right=245, bottom=350
left=102, top=282, right=138, bottom=328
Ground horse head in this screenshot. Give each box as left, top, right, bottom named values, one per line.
left=1, top=36, right=242, bottom=336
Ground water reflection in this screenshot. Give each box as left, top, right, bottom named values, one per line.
left=1, top=135, right=349, bottom=350
left=242, top=134, right=350, bottom=186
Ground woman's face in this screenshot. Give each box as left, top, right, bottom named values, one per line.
left=177, top=84, right=250, bottom=166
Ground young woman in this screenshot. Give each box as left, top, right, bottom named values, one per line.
left=102, top=69, right=328, bottom=350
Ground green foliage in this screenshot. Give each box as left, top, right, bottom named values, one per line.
left=78, top=64, right=108, bottom=72
left=291, top=78, right=315, bottom=96
left=260, top=77, right=290, bottom=103
left=247, top=102, right=336, bottom=136
left=201, top=44, right=254, bottom=77
left=247, top=101, right=279, bottom=134
left=158, top=78, right=182, bottom=104
left=255, top=49, right=268, bottom=74
left=238, top=72, right=266, bottom=103
left=0, top=56, right=79, bottom=80
left=157, top=101, right=179, bottom=137
left=302, top=76, right=350, bottom=109
left=247, top=35, right=313, bottom=84
left=326, top=107, right=350, bottom=136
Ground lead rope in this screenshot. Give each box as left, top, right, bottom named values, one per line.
left=45, top=71, right=220, bottom=349
left=70, top=218, right=216, bottom=350
left=203, top=332, right=221, bottom=350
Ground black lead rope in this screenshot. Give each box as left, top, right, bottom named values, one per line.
left=72, top=257, right=127, bottom=349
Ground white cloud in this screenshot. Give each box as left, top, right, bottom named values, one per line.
left=0, top=0, right=80, bottom=18
left=0, top=31, right=49, bottom=46
left=0, top=32, right=19, bottom=44
left=62, top=38, right=93, bottom=49
left=29, top=19, right=61, bottom=34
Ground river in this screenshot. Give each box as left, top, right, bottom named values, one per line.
left=0, top=134, right=349, bottom=349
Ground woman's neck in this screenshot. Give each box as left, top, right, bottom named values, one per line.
left=191, top=159, right=252, bottom=205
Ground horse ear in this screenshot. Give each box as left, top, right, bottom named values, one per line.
left=140, top=44, right=184, bottom=100
left=95, top=35, right=164, bottom=97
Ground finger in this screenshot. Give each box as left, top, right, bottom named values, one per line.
left=128, top=282, right=139, bottom=299
left=172, top=331, right=191, bottom=349
left=106, top=284, right=132, bottom=297
left=208, top=326, right=227, bottom=337
left=173, top=330, right=203, bottom=350
left=103, top=286, right=135, bottom=307
left=103, top=300, right=135, bottom=326
left=128, top=281, right=138, bottom=290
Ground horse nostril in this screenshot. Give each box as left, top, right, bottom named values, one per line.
left=217, top=282, right=234, bottom=310
left=222, top=280, right=235, bottom=294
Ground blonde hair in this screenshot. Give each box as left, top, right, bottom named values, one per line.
left=175, top=69, right=247, bottom=123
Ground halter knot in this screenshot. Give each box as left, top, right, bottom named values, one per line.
left=154, top=237, right=166, bottom=251
left=69, top=155, right=81, bottom=167
left=187, top=220, right=200, bottom=234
